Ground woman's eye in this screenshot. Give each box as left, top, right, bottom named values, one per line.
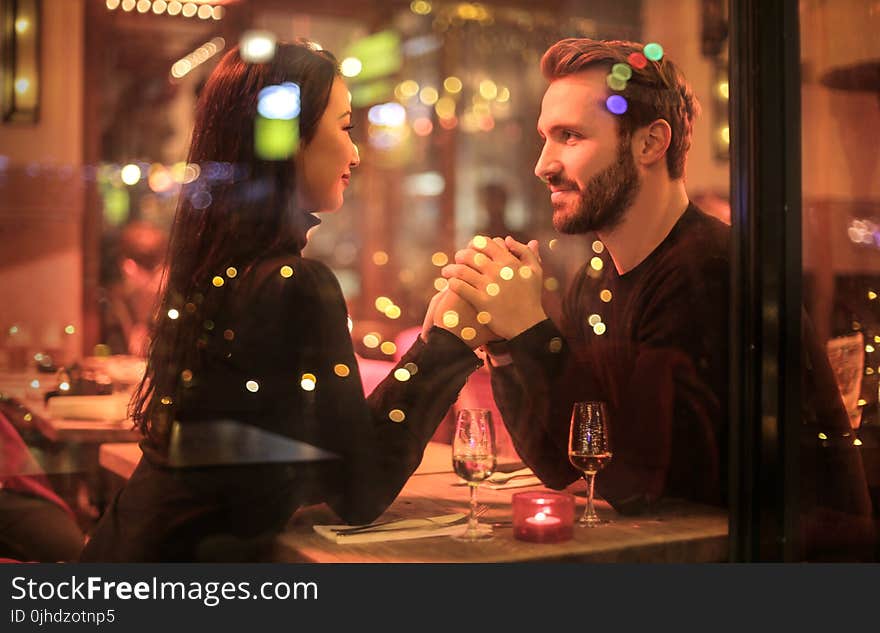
left=343, top=124, right=355, bottom=133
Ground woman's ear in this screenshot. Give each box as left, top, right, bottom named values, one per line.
left=635, top=119, right=672, bottom=169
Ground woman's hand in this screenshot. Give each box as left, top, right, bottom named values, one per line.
left=441, top=235, right=546, bottom=340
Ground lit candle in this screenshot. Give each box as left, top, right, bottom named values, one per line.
left=513, top=492, right=574, bottom=543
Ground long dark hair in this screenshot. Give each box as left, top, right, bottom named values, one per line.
left=131, top=41, right=340, bottom=444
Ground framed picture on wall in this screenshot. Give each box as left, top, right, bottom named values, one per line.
left=1, top=0, right=40, bottom=123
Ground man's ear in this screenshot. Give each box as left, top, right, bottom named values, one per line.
left=634, top=119, right=672, bottom=168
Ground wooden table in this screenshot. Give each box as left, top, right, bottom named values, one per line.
left=96, top=440, right=728, bottom=563
left=99, top=441, right=142, bottom=479
left=274, top=443, right=729, bottom=563
left=0, top=371, right=140, bottom=444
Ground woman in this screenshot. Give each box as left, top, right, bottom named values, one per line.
left=80, top=41, right=483, bottom=562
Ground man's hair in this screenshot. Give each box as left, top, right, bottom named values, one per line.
left=541, top=38, right=700, bottom=179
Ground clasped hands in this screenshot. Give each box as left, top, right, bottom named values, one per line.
left=421, top=235, right=548, bottom=348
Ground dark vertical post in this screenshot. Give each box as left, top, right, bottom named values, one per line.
left=728, top=0, right=802, bottom=561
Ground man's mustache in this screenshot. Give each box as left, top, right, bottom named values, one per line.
left=545, top=174, right=579, bottom=191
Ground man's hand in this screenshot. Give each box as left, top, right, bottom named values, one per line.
left=424, top=289, right=498, bottom=348
left=441, top=235, right=547, bottom=340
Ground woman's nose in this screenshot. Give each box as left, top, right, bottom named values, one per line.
left=350, top=143, right=360, bottom=169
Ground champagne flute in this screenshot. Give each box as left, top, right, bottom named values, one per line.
left=568, top=401, right=612, bottom=527
left=451, top=408, right=496, bottom=541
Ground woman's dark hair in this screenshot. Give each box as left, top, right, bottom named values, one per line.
left=130, top=41, right=340, bottom=443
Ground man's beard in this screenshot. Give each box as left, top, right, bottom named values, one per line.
left=551, top=136, right=640, bottom=234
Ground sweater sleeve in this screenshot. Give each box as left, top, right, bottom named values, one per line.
left=290, top=259, right=482, bottom=524
left=489, top=252, right=729, bottom=513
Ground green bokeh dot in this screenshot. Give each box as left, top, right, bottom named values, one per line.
left=611, top=63, right=633, bottom=81
left=644, top=42, right=664, bottom=61
left=606, top=74, right=627, bottom=91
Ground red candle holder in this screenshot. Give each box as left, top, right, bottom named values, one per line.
left=512, top=491, right=575, bottom=543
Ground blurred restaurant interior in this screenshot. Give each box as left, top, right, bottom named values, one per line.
left=0, top=0, right=879, bottom=562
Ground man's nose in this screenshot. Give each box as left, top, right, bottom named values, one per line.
left=534, top=144, right=558, bottom=181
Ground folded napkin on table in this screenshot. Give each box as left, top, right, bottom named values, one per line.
left=46, top=394, right=130, bottom=421
left=313, top=513, right=466, bottom=544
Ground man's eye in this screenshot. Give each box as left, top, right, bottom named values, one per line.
left=561, top=130, right=579, bottom=142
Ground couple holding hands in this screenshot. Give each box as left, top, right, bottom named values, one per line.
left=80, top=36, right=737, bottom=562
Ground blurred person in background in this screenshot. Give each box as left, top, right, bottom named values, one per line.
left=98, top=220, right=168, bottom=356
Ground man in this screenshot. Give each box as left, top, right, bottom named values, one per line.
left=435, top=38, right=730, bottom=512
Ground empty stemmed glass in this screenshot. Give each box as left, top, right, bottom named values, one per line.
left=568, top=401, right=612, bottom=527
left=451, top=408, right=496, bottom=541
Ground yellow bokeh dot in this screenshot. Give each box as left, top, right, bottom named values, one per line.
left=246, top=380, right=260, bottom=393
left=411, top=1, right=432, bottom=16
left=226, top=267, right=238, bottom=278
left=858, top=398, right=867, bottom=406
left=499, top=266, right=514, bottom=280
left=431, top=252, right=449, bottom=267
left=600, top=289, right=613, bottom=303
left=373, top=251, right=389, bottom=266
left=588, top=314, right=602, bottom=327
left=23, top=413, right=32, bottom=422
left=590, top=257, right=604, bottom=271
left=394, top=368, right=411, bottom=382
left=443, top=76, right=462, bottom=93
left=442, top=310, right=460, bottom=328
left=544, top=277, right=559, bottom=291
left=867, top=367, right=875, bottom=375
left=476, top=311, right=492, bottom=324
left=385, top=305, right=402, bottom=320
left=549, top=239, right=558, bottom=251
left=181, top=369, right=193, bottom=382
left=380, top=341, right=397, bottom=355
left=434, top=277, right=449, bottom=291
left=486, top=283, right=500, bottom=296
left=867, top=345, right=875, bottom=353
left=472, top=235, right=488, bottom=249
left=280, top=265, right=294, bottom=278
left=519, top=266, right=533, bottom=279
left=549, top=337, right=563, bottom=353
left=854, top=438, right=863, bottom=446
left=64, top=324, right=76, bottom=334
left=461, top=327, right=477, bottom=341
left=212, top=276, right=225, bottom=287
left=168, top=309, right=179, bottom=320
left=334, top=363, right=350, bottom=377
left=375, top=296, right=393, bottom=312
left=363, top=333, right=381, bottom=348
left=869, top=291, right=877, bottom=300
left=389, top=409, right=406, bottom=423
left=593, top=322, right=607, bottom=335
left=818, top=432, right=828, bottom=440
left=160, top=396, right=173, bottom=405
left=592, top=240, right=605, bottom=254
left=404, top=362, right=418, bottom=375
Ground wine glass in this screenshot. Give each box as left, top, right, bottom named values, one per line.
left=568, top=401, right=612, bottom=527
left=451, top=408, right=496, bottom=541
